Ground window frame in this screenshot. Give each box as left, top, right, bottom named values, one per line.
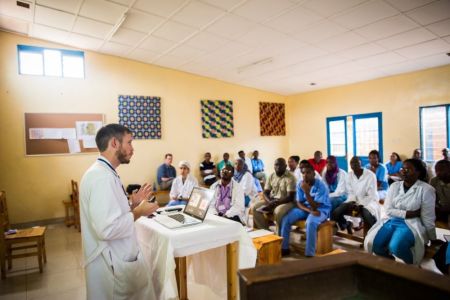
left=17, top=44, right=85, bottom=79
left=419, top=104, right=450, bottom=162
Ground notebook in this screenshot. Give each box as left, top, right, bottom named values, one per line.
left=153, top=187, right=214, bottom=229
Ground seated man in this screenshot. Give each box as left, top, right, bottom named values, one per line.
left=299, top=159, right=321, bottom=180
left=209, top=165, right=245, bottom=224
left=430, top=160, right=450, bottom=223
left=308, top=151, right=327, bottom=174
left=280, top=163, right=331, bottom=257
left=234, top=158, right=257, bottom=207
left=251, top=150, right=266, bottom=185
left=238, top=150, right=253, bottom=174
left=252, top=158, right=296, bottom=234
left=217, top=152, right=233, bottom=173
left=168, top=161, right=198, bottom=206
left=412, top=148, right=430, bottom=182
left=157, top=153, right=176, bottom=190
left=200, top=152, right=217, bottom=186
left=321, top=155, right=347, bottom=212
left=365, top=150, right=388, bottom=202
left=332, top=156, right=380, bottom=234
left=288, top=155, right=301, bottom=183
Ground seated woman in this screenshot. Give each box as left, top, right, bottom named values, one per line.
left=234, top=158, right=257, bottom=207
left=321, top=155, right=347, bottom=212
left=332, top=156, right=380, bottom=234
left=365, top=159, right=437, bottom=265
left=365, top=149, right=389, bottom=202
left=167, top=161, right=198, bottom=206
left=209, top=165, right=245, bottom=224
left=386, top=152, right=402, bottom=185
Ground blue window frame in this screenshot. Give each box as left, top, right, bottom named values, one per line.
left=420, top=104, right=450, bottom=162
left=17, top=44, right=85, bottom=79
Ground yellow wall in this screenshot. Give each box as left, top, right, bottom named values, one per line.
left=0, top=31, right=288, bottom=224
left=287, top=65, right=450, bottom=163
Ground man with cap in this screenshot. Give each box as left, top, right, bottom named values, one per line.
left=167, top=160, right=198, bottom=206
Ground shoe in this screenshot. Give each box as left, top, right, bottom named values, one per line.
left=346, top=221, right=353, bottom=235
left=281, top=248, right=290, bottom=257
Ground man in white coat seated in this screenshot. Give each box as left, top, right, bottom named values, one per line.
left=209, top=165, right=246, bottom=224
left=80, top=124, right=159, bottom=300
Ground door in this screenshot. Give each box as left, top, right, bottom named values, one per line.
left=326, top=116, right=348, bottom=171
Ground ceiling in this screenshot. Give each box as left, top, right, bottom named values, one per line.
left=0, top=0, right=449, bottom=95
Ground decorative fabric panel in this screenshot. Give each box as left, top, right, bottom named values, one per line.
left=260, top=102, right=286, bottom=136
left=201, top=100, right=234, bottom=138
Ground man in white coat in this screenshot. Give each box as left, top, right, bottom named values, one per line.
left=80, top=124, right=159, bottom=300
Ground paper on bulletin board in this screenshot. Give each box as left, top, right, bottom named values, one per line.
left=76, top=121, right=102, bottom=140
left=81, top=136, right=97, bottom=148
left=67, top=139, right=81, bottom=153
left=29, top=128, right=76, bottom=140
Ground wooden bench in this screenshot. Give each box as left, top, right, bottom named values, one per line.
left=294, top=220, right=335, bottom=255
left=252, top=234, right=282, bottom=265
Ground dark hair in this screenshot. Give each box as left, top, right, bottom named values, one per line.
left=435, top=159, right=450, bottom=170
left=368, top=150, right=380, bottom=158
left=300, top=159, right=310, bottom=165
left=289, top=155, right=300, bottom=163
left=391, top=152, right=401, bottom=162
left=95, top=124, right=131, bottom=152
left=165, top=153, right=172, bottom=159
left=238, top=150, right=244, bottom=155
left=404, top=158, right=428, bottom=182
left=302, top=163, right=314, bottom=171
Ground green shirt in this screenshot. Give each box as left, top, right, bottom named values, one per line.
left=264, top=170, right=296, bottom=200
left=430, top=177, right=450, bottom=209
left=217, top=160, right=232, bottom=172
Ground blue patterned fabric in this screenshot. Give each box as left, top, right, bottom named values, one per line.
left=201, top=100, right=234, bottom=138
left=118, top=95, right=161, bottom=139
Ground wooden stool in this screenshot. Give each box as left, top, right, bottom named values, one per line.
left=252, top=234, right=282, bottom=265
left=294, top=220, right=335, bottom=255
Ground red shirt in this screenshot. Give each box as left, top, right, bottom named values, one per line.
left=308, top=158, right=327, bottom=174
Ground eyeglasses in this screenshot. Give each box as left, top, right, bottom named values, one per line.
left=221, top=169, right=232, bottom=174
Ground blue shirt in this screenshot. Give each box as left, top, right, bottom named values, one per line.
left=296, top=179, right=331, bottom=215
left=365, top=163, right=388, bottom=191
left=386, top=161, right=402, bottom=175
left=251, top=158, right=264, bottom=174
left=156, top=163, right=176, bottom=184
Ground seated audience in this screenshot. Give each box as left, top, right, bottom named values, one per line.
left=299, top=159, right=321, bottom=180
left=412, top=148, right=430, bottom=182
left=209, top=165, right=245, bottom=224
left=238, top=150, right=253, bottom=174
left=386, top=152, right=402, bottom=185
left=430, top=159, right=450, bottom=222
left=168, top=161, right=198, bottom=206
left=288, top=155, right=301, bottom=182
left=365, top=150, right=388, bottom=201
left=234, top=158, right=257, bottom=207
left=365, top=159, right=437, bottom=265
left=157, top=153, right=176, bottom=190
left=308, top=151, right=327, bottom=174
left=280, top=163, right=331, bottom=257
left=217, top=152, right=233, bottom=173
left=252, top=158, right=296, bottom=234
left=433, top=242, right=450, bottom=275
left=432, top=148, right=450, bottom=178
left=200, top=152, right=217, bottom=186
left=251, top=150, right=266, bottom=185
left=321, top=156, right=347, bottom=212
left=332, top=156, right=379, bottom=234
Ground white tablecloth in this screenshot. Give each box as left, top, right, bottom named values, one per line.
left=135, top=214, right=257, bottom=300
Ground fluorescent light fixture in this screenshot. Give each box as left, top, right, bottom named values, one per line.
left=237, top=57, right=273, bottom=74
left=105, top=13, right=127, bottom=40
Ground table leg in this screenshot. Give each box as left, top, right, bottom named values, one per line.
left=226, top=241, right=238, bottom=300
left=175, top=257, right=188, bottom=300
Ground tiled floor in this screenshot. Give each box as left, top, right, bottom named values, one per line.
left=0, top=224, right=85, bottom=300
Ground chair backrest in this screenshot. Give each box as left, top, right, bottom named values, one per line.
left=0, top=191, right=10, bottom=231
left=71, top=180, right=79, bottom=205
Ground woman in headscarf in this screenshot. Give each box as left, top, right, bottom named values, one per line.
left=321, top=156, right=348, bottom=212
left=168, top=160, right=198, bottom=206
left=234, top=158, right=257, bottom=207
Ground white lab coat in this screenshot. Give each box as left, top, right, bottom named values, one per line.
left=365, top=180, right=436, bottom=265
left=237, top=172, right=258, bottom=199
left=169, top=174, right=198, bottom=200
left=346, top=168, right=381, bottom=219
left=321, top=168, right=348, bottom=198
left=209, top=179, right=245, bottom=222
left=245, top=157, right=253, bottom=174
left=80, top=156, right=154, bottom=300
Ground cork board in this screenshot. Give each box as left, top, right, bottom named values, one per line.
left=24, top=113, right=104, bottom=156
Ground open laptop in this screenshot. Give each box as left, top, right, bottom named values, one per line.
left=153, top=187, right=214, bottom=229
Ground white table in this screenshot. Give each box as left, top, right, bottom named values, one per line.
left=136, top=213, right=257, bottom=300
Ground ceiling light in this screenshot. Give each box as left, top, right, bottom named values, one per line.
left=105, top=14, right=127, bottom=40
left=237, top=57, right=273, bottom=74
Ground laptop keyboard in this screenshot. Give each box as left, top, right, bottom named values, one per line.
left=168, top=214, right=185, bottom=223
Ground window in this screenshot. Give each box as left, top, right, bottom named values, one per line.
left=17, top=45, right=84, bottom=79
left=420, top=105, right=449, bottom=162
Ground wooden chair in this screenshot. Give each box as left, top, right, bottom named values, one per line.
left=71, top=180, right=81, bottom=232
left=294, top=220, right=335, bottom=255
left=0, top=191, right=47, bottom=279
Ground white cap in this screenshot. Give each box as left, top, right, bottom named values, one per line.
left=178, top=160, right=191, bottom=169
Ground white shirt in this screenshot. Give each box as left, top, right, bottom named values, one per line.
left=245, top=157, right=253, bottom=174
left=209, top=179, right=245, bottom=222
left=346, top=168, right=380, bottom=218
left=365, top=180, right=436, bottom=265
left=237, top=172, right=258, bottom=198
left=321, top=168, right=348, bottom=198
left=169, top=174, right=198, bottom=200
left=290, top=167, right=301, bottom=183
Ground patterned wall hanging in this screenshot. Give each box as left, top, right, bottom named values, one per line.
left=260, top=102, right=286, bottom=136
left=201, top=100, right=234, bottom=138
left=118, top=95, right=161, bottom=139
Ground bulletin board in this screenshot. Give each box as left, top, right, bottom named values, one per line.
left=24, top=113, right=104, bottom=156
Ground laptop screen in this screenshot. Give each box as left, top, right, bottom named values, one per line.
left=183, top=187, right=214, bottom=221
